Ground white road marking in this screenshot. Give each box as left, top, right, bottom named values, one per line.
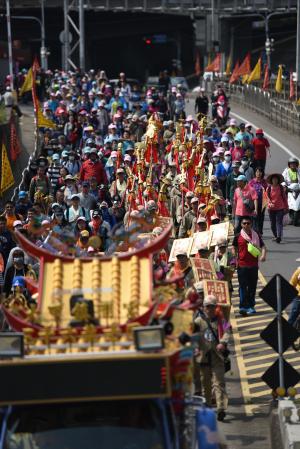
left=231, top=111, right=298, bottom=159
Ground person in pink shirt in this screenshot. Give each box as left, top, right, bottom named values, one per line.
left=233, top=174, right=258, bottom=232
left=266, top=173, right=288, bottom=243
left=231, top=136, right=245, bottom=162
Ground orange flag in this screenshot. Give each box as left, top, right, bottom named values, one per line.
left=195, top=50, right=201, bottom=76
left=262, top=64, right=270, bottom=91
left=229, top=61, right=240, bottom=84
left=237, top=53, right=251, bottom=76
left=205, top=53, right=221, bottom=72
left=289, top=71, right=295, bottom=100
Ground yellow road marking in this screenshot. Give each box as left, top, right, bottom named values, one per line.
left=244, top=350, right=297, bottom=364
left=229, top=303, right=255, bottom=416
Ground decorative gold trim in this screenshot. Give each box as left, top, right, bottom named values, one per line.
left=0, top=392, right=171, bottom=407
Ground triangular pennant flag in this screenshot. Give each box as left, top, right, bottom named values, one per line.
left=229, top=61, right=240, bottom=84
left=19, top=68, right=33, bottom=96
left=0, top=141, right=14, bottom=195
left=242, top=74, right=249, bottom=84
left=205, top=53, right=221, bottom=72
left=275, top=65, right=283, bottom=93
left=263, top=64, right=270, bottom=90
left=237, top=53, right=251, bottom=76
left=289, top=71, right=295, bottom=100
left=247, top=57, right=261, bottom=84
left=36, top=102, right=56, bottom=129
left=32, top=56, right=40, bottom=72
left=225, top=55, right=232, bottom=76
left=10, top=117, right=21, bottom=162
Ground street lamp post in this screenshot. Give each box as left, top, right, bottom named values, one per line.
left=7, top=15, right=47, bottom=70
left=5, top=0, right=14, bottom=90
left=40, top=0, right=47, bottom=70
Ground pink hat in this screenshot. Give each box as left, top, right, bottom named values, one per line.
left=111, top=151, right=118, bottom=158
left=108, top=123, right=117, bottom=129
left=186, top=115, right=193, bottom=122
left=124, top=154, right=131, bottom=162
left=229, top=118, right=237, bottom=126
left=224, top=150, right=231, bottom=156
left=212, top=152, right=219, bottom=157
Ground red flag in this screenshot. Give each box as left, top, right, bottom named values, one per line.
left=262, top=64, right=270, bottom=90
left=205, top=53, right=221, bottom=72
left=229, top=61, right=240, bottom=84
left=289, top=71, right=295, bottom=100
left=237, top=53, right=251, bottom=76
left=10, top=116, right=21, bottom=162
left=32, top=56, right=40, bottom=72
left=31, top=65, right=39, bottom=114
left=195, top=50, right=201, bottom=76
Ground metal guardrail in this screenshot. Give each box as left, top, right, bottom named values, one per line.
left=10, top=0, right=298, bottom=13
left=226, top=82, right=300, bottom=136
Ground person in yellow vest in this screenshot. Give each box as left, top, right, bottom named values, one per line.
left=288, top=267, right=300, bottom=326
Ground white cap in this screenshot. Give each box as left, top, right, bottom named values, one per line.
left=203, top=295, right=217, bottom=306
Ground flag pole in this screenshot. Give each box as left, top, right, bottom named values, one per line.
left=31, top=66, right=39, bottom=159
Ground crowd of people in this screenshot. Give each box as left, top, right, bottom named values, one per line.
left=0, top=68, right=300, bottom=422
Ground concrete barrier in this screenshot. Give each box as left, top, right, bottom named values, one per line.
left=270, top=399, right=300, bottom=449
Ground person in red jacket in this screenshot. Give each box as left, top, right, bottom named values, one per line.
left=252, top=128, right=270, bottom=171
left=80, top=149, right=107, bottom=185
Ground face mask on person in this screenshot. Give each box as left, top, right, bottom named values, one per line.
left=212, top=157, right=219, bottom=163
left=14, top=257, right=24, bottom=268
left=241, top=160, right=248, bottom=167
left=69, top=156, right=75, bottom=161
left=224, top=156, right=231, bottom=162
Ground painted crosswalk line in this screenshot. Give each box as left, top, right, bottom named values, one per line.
left=230, top=272, right=300, bottom=416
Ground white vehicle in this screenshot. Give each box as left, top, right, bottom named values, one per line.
left=287, top=182, right=300, bottom=226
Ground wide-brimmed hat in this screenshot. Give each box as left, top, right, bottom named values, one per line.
left=266, top=173, right=284, bottom=184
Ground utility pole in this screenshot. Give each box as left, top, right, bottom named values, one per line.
left=40, top=0, right=47, bottom=70
left=79, top=0, right=85, bottom=71
left=211, top=0, right=214, bottom=52
left=5, top=0, right=14, bottom=90
left=63, top=0, right=69, bottom=71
